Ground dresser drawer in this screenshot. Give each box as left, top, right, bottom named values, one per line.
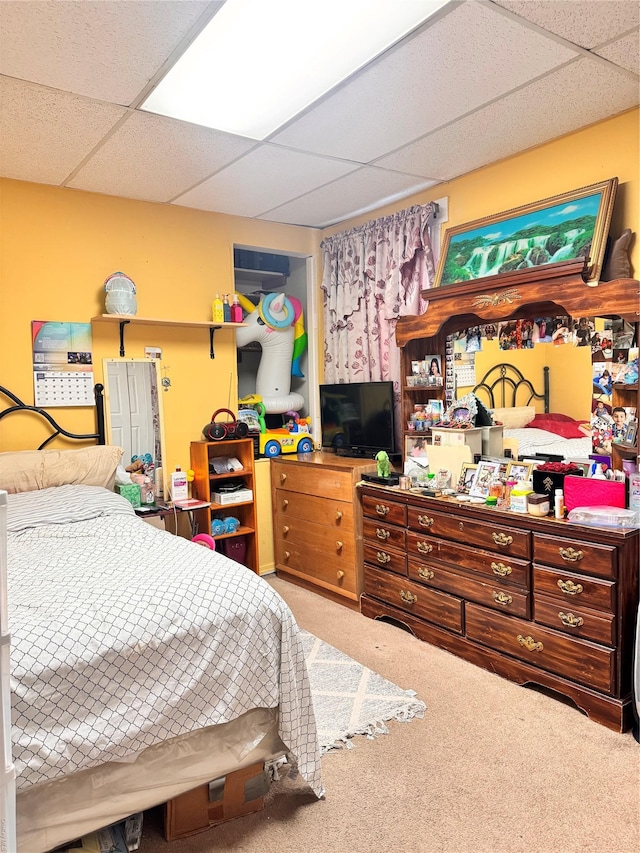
left=275, top=488, right=353, bottom=532
left=275, top=538, right=357, bottom=593
left=363, top=541, right=407, bottom=576
left=533, top=566, right=615, bottom=614
left=364, top=565, right=463, bottom=633
left=407, top=508, right=530, bottom=559
left=274, top=463, right=352, bottom=501
left=465, top=603, right=615, bottom=694
left=277, top=518, right=355, bottom=562
left=534, top=594, right=615, bottom=647
left=408, top=559, right=530, bottom=619
left=363, top=517, right=406, bottom=551
left=533, top=534, right=616, bottom=579
left=406, top=531, right=530, bottom=587
left=361, top=494, right=407, bottom=526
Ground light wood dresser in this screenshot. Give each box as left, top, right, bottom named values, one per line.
left=359, top=484, right=639, bottom=732
left=271, top=452, right=377, bottom=607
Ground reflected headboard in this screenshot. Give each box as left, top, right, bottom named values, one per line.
left=473, top=364, right=549, bottom=413
left=0, top=384, right=106, bottom=448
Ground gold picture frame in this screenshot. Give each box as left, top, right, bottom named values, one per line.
left=506, top=461, right=534, bottom=482
left=434, top=178, right=618, bottom=287
left=457, top=462, right=478, bottom=493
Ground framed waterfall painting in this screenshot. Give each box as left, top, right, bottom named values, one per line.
left=433, top=178, right=618, bottom=287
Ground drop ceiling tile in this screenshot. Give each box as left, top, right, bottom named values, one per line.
left=0, top=0, right=215, bottom=104
left=596, top=30, right=640, bottom=74
left=0, top=77, right=127, bottom=185
left=271, top=1, right=579, bottom=163
left=260, top=168, right=439, bottom=229
left=172, top=146, right=359, bottom=217
left=375, top=58, right=639, bottom=181
left=67, top=111, right=256, bottom=202
left=495, top=1, right=639, bottom=49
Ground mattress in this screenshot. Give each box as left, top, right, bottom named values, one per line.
left=6, top=485, right=323, bottom=837
left=504, top=427, right=592, bottom=460
left=18, top=707, right=283, bottom=853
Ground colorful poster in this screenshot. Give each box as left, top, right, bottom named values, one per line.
left=32, top=321, right=94, bottom=406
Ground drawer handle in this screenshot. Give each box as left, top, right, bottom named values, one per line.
left=282, top=525, right=289, bottom=534
left=559, top=611, right=584, bottom=628
left=336, top=510, right=343, bottom=520
left=418, top=515, right=434, bottom=528
left=376, top=528, right=390, bottom=540
left=517, top=634, right=544, bottom=652
left=557, top=579, right=583, bottom=596
left=417, top=541, right=433, bottom=554
left=559, top=546, right=583, bottom=562
left=399, top=589, right=417, bottom=605
left=282, top=499, right=289, bottom=509
left=375, top=503, right=390, bottom=516
left=492, top=532, right=513, bottom=547
left=493, top=590, right=513, bottom=606
left=280, top=473, right=287, bottom=483
left=376, top=551, right=391, bottom=564
left=337, top=570, right=345, bottom=580
left=491, top=561, right=512, bottom=577
left=283, top=550, right=290, bottom=560
left=336, top=540, right=343, bottom=551
left=418, top=567, right=434, bottom=580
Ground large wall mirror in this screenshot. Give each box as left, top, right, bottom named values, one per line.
left=103, top=358, right=166, bottom=493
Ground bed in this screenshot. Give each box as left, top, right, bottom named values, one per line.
left=0, top=386, right=323, bottom=853
left=472, top=363, right=592, bottom=460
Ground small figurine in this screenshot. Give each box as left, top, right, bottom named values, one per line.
left=376, top=450, right=390, bottom=479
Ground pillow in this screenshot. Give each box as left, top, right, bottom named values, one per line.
left=0, top=445, right=123, bottom=493
left=536, top=412, right=573, bottom=422
left=601, top=229, right=633, bottom=281
left=526, top=416, right=586, bottom=439
left=491, top=406, right=536, bottom=430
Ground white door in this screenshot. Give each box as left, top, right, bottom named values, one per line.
left=106, top=362, right=155, bottom=466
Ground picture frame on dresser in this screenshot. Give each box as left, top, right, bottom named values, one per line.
left=468, top=459, right=500, bottom=497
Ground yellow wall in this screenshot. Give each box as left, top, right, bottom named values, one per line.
left=1, top=110, right=637, bottom=570
left=323, top=109, right=639, bottom=276
left=0, top=180, right=321, bottom=464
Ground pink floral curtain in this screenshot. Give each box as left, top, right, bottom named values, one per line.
left=320, top=202, right=438, bottom=449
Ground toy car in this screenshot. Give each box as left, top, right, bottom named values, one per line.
left=238, top=396, right=313, bottom=457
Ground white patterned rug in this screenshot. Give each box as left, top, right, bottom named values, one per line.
left=300, top=629, right=426, bottom=752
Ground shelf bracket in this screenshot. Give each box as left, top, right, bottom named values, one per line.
left=209, top=326, right=221, bottom=359
left=119, top=320, right=130, bottom=357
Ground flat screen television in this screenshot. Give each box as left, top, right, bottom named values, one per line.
left=320, top=381, right=396, bottom=459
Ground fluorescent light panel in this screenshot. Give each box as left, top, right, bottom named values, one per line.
left=141, top=0, right=449, bottom=140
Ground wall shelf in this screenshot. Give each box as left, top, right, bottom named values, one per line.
left=91, top=314, right=247, bottom=359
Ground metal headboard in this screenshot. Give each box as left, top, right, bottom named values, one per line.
left=0, top=384, right=106, bottom=448
left=473, top=364, right=549, bottom=413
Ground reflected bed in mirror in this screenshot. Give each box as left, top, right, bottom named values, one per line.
left=103, top=358, right=166, bottom=495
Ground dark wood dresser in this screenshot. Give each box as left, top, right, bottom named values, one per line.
left=359, top=484, right=639, bottom=731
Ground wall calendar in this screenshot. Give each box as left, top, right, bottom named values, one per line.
left=32, top=321, right=94, bottom=407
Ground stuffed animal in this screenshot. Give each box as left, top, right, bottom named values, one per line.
left=375, top=450, right=390, bottom=479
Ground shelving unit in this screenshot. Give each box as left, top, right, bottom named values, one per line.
left=612, top=380, right=639, bottom=470
left=401, top=333, right=447, bottom=442
left=92, top=314, right=246, bottom=358
left=190, top=438, right=258, bottom=573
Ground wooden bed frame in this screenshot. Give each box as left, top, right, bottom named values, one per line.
left=472, top=363, right=550, bottom=412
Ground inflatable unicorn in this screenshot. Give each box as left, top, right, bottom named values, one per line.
left=235, top=292, right=308, bottom=414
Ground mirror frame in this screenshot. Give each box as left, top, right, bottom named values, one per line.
left=103, top=358, right=167, bottom=498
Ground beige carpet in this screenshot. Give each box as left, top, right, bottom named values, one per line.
left=141, top=574, right=639, bottom=853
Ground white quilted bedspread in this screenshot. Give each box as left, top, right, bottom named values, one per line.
left=6, top=485, right=322, bottom=796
